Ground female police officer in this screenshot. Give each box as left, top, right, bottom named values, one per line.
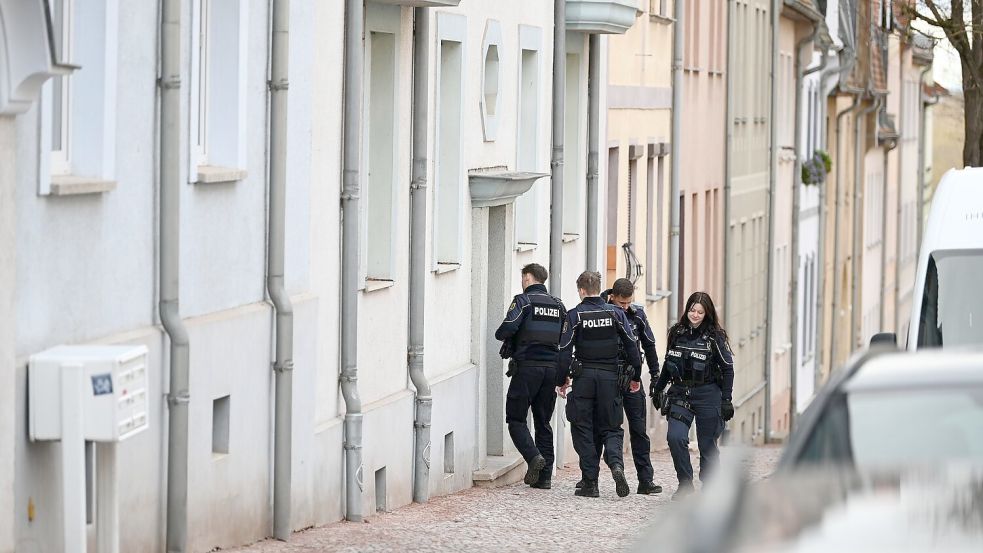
left=651, top=292, right=735, bottom=500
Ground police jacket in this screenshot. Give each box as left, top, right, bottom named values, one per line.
left=495, top=283, right=567, bottom=366
left=653, top=324, right=735, bottom=402
left=556, top=296, right=641, bottom=385
left=600, top=289, right=660, bottom=381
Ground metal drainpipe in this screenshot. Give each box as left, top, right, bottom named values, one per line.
left=915, top=64, right=932, bottom=264
left=341, top=0, right=364, bottom=522
left=668, top=0, right=684, bottom=328
left=880, top=109, right=897, bottom=332
left=814, top=51, right=849, bottom=387
left=549, top=0, right=565, bottom=296
left=159, top=0, right=190, bottom=550
left=723, top=0, right=732, bottom=326
left=852, top=93, right=880, bottom=351
left=829, top=90, right=863, bottom=377
left=586, top=33, right=600, bottom=273
left=763, top=0, right=778, bottom=443
left=788, top=25, right=819, bottom=434
left=268, top=0, right=294, bottom=540
left=408, top=6, right=433, bottom=505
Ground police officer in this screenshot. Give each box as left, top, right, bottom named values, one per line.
left=652, top=292, right=735, bottom=500
left=595, top=278, right=663, bottom=495
left=495, top=263, right=567, bottom=489
left=556, top=271, right=641, bottom=498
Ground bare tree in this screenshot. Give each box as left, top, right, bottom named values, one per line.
left=907, top=1, right=981, bottom=165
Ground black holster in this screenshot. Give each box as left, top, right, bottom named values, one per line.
left=506, top=359, right=517, bottom=377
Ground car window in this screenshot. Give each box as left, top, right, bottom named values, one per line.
left=848, top=387, right=983, bottom=466
left=799, top=386, right=983, bottom=468
left=918, top=250, right=983, bottom=348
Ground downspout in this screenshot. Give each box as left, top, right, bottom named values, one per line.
left=915, top=64, right=932, bottom=259
left=341, top=0, right=364, bottom=522
left=815, top=50, right=853, bottom=384
left=829, top=90, right=862, bottom=377
left=880, top=111, right=897, bottom=332
left=549, top=0, right=565, bottom=296
left=851, top=93, right=881, bottom=350
left=586, top=33, right=600, bottom=272
left=159, top=0, right=190, bottom=551
left=409, top=6, right=433, bottom=504
left=268, top=0, right=294, bottom=540
left=723, top=0, right=733, bottom=326
left=789, top=23, right=820, bottom=433
left=764, top=0, right=779, bottom=442
left=668, top=0, right=684, bottom=327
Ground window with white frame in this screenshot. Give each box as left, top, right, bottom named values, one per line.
left=646, top=144, right=668, bottom=297
left=189, top=0, right=249, bottom=184
left=434, top=13, right=466, bottom=268
left=363, top=5, right=401, bottom=283
left=515, top=25, right=542, bottom=249
left=563, top=44, right=585, bottom=236
left=39, top=0, right=119, bottom=195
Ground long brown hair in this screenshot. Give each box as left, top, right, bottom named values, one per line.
left=669, top=292, right=730, bottom=347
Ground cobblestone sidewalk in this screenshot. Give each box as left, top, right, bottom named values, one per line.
left=230, top=446, right=782, bottom=553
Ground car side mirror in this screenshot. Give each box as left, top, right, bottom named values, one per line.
left=869, top=332, right=897, bottom=347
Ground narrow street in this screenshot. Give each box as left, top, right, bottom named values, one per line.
left=231, top=446, right=782, bottom=553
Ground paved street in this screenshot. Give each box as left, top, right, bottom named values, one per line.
left=231, top=445, right=782, bottom=553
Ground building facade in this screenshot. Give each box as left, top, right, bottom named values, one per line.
left=1, top=1, right=642, bottom=551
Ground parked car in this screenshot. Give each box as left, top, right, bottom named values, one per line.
left=633, top=348, right=983, bottom=553
left=780, top=348, right=983, bottom=470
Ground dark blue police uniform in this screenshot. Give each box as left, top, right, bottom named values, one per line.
left=595, top=290, right=661, bottom=489
left=557, top=296, right=641, bottom=495
left=653, top=325, right=734, bottom=489
left=495, top=283, right=566, bottom=484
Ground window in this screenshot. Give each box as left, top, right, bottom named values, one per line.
left=515, top=26, right=542, bottom=248
left=189, top=0, right=249, bottom=184
left=434, top=13, right=466, bottom=268
left=606, top=147, right=620, bottom=277
left=646, top=145, right=668, bottom=297
left=39, top=0, right=119, bottom=195
left=917, top=250, right=983, bottom=348
left=563, top=47, right=584, bottom=235
left=363, top=6, right=400, bottom=283
left=480, top=20, right=502, bottom=141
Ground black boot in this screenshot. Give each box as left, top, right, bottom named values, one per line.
left=671, top=481, right=695, bottom=501
left=574, top=479, right=599, bottom=497
left=637, top=481, right=663, bottom=495
left=575, top=479, right=585, bottom=489
left=524, top=455, right=546, bottom=486
left=529, top=479, right=551, bottom=490
left=612, top=466, right=630, bottom=498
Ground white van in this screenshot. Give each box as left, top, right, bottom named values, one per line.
left=904, top=168, right=983, bottom=350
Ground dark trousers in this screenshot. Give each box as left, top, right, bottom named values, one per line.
left=505, top=364, right=557, bottom=481
left=666, top=383, right=723, bottom=484
left=565, top=368, right=624, bottom=481
left=594, top=387, right=653, bottom=483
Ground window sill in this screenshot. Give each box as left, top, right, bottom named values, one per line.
left=49, top=175, right=117, bottom=196
left=434, top=263, right=461, bottom=275
left=515, top=243, right=537, bottom=253
left=649, top=15, right=674, bottom=25
left=362, top=279, right=395, bottom=293
left=195, top=165, right=247, bottom=185
left=562, top=233, right=580, bottom=243
left=645, top=290, right=672, bottom=303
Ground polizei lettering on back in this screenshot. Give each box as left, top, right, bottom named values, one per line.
left=583, top=318, right=614, bottom=329
left=534, top=306, right=561, bottom=318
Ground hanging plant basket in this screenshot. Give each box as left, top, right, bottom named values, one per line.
left=802, top=149, right=832, bottom=186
